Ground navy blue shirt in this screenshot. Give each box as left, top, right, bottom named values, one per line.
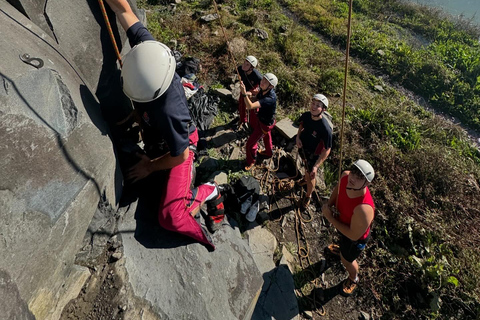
left=127, top=22, right=193, bottom=157
left=299, top=112, right=332, bottom=155
left=237, top=66, right=262, bottom=92
left=256, top=89, right=277, bottom=126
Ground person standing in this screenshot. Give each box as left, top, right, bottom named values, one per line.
left=322, top=160, right=375, bottom=295
left=241, top=73, right=278, bottom=171
left=237, top=56, right=262, bottom=128
left=105, top=0, right=224, bottom=251
left=296, top=94, right=332, bottom=209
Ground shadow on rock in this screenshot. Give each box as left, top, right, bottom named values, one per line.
left=252, top=265, right=299, bottom=320
left=296, top=255, right=345, bottom=314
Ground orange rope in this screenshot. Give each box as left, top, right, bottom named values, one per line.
left=98, top=0, right=123, bottom=67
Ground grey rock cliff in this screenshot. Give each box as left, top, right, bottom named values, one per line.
left=0, top=0, right=118, bottom=318
left=0, top=1, right=264, bottom=319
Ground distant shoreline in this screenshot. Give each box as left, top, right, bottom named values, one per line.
left=405, top=0, right=480, bottom=27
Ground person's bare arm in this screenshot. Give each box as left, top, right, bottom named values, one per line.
left=296, top=123, right=304, bottom=148
left=244, top=96, right=261, bottom=110
left=240, top=82, right=261, bottom=110
left=104, top=0, right=139, bottom=31
left=310, top=147, right=331, bottom=178
left=325, top=204, right=374, bottom=240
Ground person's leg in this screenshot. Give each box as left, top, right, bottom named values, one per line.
left=305, top=169, right=315, bottom=198
left=260, top=121, right=275, bottom=156
left=158, top=130, right=216, bottom=250
left=248, top=109, right=258, bottom=129
left=339, top=235, right=363, bottom=294
left=245, top=121, right=263, bottom=166
left=304, top=157, right=317, bottom=198
left=238, top=98, right=247, bottom=125
left=341, top=255, right=359, bottom=281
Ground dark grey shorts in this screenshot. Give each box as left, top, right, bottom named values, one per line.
left=339, top=233, right=369, bottom=263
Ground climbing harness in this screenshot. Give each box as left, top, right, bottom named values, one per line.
left=19, top=54, right=44, bottom=69
left=98, top=0, right=123, bottom=67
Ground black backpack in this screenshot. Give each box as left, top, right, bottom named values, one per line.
left=234, top=176, right=260, bottom=205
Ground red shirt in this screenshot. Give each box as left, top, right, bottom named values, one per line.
left=337, top=175, right=375, bottom=241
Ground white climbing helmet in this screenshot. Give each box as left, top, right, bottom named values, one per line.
left=313, top=94, right=329, bottom=108
left=245, top=55, right=258, bottom=68
left=353, top=159, right=375, bottom=182
left=121, top=41, right=176, bottom=103
left=263, top=73, right=278, bottom=87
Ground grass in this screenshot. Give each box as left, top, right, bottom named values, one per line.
left=280, top=0, right=480, bottom=130
left=141, top=0, right=480, bottom=318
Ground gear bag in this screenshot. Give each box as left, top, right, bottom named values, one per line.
left=234, top=176, right=260, bottom=207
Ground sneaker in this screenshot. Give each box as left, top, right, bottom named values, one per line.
left=327, top=244, right=341, bottom=256
left=342, top=277, right=358, bottom=296
left=258, top=149, right=272, bottom=158
left=245, top=200, right=259, bottom=222
left=205, top=214, right=224, bottom=233
left=240, top=195, right=253, bottom=215
left=206, top=191, right=225, bottom=233
left=245, top=163, right=254, bottom=171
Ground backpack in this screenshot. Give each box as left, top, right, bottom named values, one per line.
left=234, top=176, right=260, bottom=205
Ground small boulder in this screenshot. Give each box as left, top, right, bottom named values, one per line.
left=201, top=13, right=219, bottom=22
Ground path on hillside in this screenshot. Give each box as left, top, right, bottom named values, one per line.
left=279, top=3, right=480, bottom=150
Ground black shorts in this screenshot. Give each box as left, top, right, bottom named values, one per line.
left=300, top=148, right=318, bottom=172
left=339, top=233, right=369, bottom=263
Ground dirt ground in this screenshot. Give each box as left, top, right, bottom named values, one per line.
left=243, top=151, right=376, bottom=320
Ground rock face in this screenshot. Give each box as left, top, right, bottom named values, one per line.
left=0, top=1, right=265, bottom=320
left=0, top=0, right=119, bottom=319
left=0, top=270, right=35, bottom=320
left=118, top=202, right=263, bottom=320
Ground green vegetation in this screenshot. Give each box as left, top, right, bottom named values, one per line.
left=141, top=0, right=480, bottom=318
left=280, top=0, right=480, bottom=130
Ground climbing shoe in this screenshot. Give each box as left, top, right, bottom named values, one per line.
left=206, top=191, right=225, bottom=233
left=342, top=277, right=358, bottom=296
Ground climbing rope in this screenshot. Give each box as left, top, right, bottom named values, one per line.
left=251, top=148, right=326, bottom=316
left=212, top=0, right=241, bottom=81
left=337, top=0, right=354, bottom=184
left=212, top=0, right=254, bottom=124
left=98, top=0, right=123, bottom=67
